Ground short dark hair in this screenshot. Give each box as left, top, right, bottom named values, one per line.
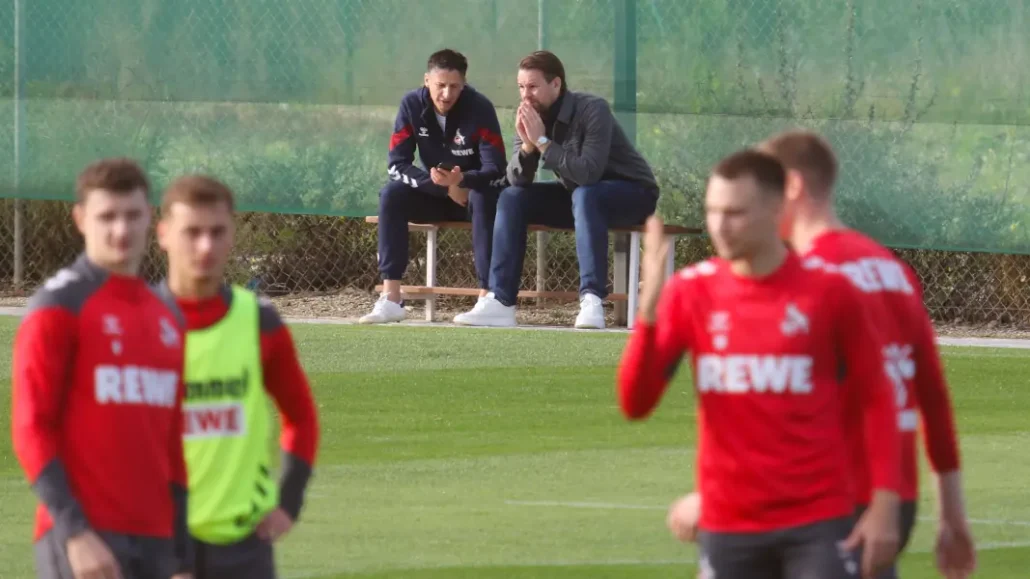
left=427, top=49, right=468, bottom=76
left=518, top=50, right=568, bottom=93
left=160, top=174, right=235, bottom=216
left=758, top=129, right=838, bottom=198
left=711, top=149, right=787, bottom=198
left=74, top=157, right=150, bottom=204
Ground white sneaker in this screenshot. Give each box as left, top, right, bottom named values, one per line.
left=574, top=293, right=606, bottom=329
left=358, top=293, right=407, bottom=324
left=453, top=292, right=516, bottom=327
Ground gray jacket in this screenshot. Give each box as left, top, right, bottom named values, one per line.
left=507, top=91, right=658, bottom=195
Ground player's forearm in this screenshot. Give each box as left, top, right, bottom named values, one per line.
left=261, top=326, right=319, bottom=522
left=915, top=374, right=961, bottom=472
left=13, top=310, right=77, bottom=483
left=508, top=148, right=539, bottom=185
left=934, top=470, right=969, bottom=525
left=922, top=403, right=961, bottom=474
left=32, top=459, right=91, bottom=544
left=461, top=162, right=507, bottom=190
left=275, top=405, right=318, bottom=521
left=914, top=316, right=962, bottom=472
left=14, top=317, right=88, bottom=543
left=264, top=334, right=320, bottom=465
left=279, top=397, right=319, bottom=464
left=279, top=451, right=313, bottom=521
left=862, top=378, right=903, bottom=493
left=405, top=167, right=449, bottom=196
left=617, top=324, right=676, bottom=419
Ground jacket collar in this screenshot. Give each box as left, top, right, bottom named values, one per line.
left=418, top=84, right=476, bottom=141
left=418, top=84, right=477, bottom=120
left=554, top=90, right=576, bottom=125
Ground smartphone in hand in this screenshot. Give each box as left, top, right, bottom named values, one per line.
left=436, top=162, right=456, bottom=171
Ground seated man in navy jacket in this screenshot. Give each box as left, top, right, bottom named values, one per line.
left=361, top=48, right=507, bottom=324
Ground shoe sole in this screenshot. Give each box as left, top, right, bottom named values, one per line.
left=575, top=317, right=606, bottom=329
left=453, top=319, right=517, bottom=328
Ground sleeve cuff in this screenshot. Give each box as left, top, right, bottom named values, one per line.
left=32, top=460, right=90, bottom=545
left=518, top=148, right=540, bottom=163
left=279, top=451, right=314, bottom=521
left=540, top=143, right=562, bottom=169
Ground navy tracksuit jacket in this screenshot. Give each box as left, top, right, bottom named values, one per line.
left=387, top=85, right=507, bottom=194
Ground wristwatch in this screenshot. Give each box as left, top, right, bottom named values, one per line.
left=536, top=135, right=550, bottom=148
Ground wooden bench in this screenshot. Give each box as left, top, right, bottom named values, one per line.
left=364, top=216, right=701, bottom=327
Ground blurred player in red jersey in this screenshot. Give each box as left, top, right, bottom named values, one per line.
left=154, top=175, right=320, bottom=579
left=618, top=149, right=902, bottom=579
left=666, top=132, right=977, bottom=579
left=764, top=130, right=975, bottom=578
left=12, top=158, right=193, bottom=579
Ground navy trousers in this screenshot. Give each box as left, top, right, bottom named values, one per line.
left=488, top=180, right=657, bottom=306
left=377, top=181, right=500, bottom=289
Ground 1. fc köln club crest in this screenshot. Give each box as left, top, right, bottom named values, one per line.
left=454, top=129, right=467, bottom=146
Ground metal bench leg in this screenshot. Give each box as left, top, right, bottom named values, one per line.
left=666, top=235, right=676, bottom=278
left=535, top=231, right=548, bottom=306
left=628, top=231, right=641, bottom=329
left=426, top=227, right=438, bottom=322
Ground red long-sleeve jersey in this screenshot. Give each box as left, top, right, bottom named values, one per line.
left=618, top=252, right=901, bottom=533
left=162, top=283, right=320, bottom=520
left=804, top=229, right=960, bottom=504
left=12, top=255, right=188, bottom=543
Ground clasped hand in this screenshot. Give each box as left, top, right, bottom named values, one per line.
left=515, top=103, right=546, bottom=151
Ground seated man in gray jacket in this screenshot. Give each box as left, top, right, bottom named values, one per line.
left=454, top=50, right=659, bottom=329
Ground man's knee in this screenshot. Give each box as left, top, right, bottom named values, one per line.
left=468, top=188, right=500, bottom=212
left=379, top=180, right=413, bottom=213
left=571, top=183, right=613, bottom=222
left=497, top=185, right=534, bottom=213
left=571, top=182, right=602, bottom=201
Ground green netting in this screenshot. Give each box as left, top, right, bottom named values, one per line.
left=1, top=0, right=1029, bottom=252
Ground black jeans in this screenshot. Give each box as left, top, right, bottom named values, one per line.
left=377, top=181, right=500, bottom=289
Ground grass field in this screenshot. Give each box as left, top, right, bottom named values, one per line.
left=0, top=318, right=1027, bottom=577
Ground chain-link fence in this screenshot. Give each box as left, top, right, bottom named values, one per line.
left=2, top=198, right=1029, bottom=328
left=1, top=1, right=1029, bottom=326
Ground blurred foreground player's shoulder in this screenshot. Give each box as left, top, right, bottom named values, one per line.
left=257, top=294, right=285, bottom=333
left=145, top=283, right=186, bottom=328
left=26, top=258, right=107, bottom=317
left=809, top=230, right=917, bottom=296
left=677, top=258, right=720, bottom=280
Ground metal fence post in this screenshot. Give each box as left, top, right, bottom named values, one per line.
left=614, top=0, right=637, bottom=142
left=612, top=0, right=637, bottom=326
left=343, top=0, right=356, bottom=104
left=13, top=0, right=26, bottom=290
left=534, top=0, right=549, bottom=306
